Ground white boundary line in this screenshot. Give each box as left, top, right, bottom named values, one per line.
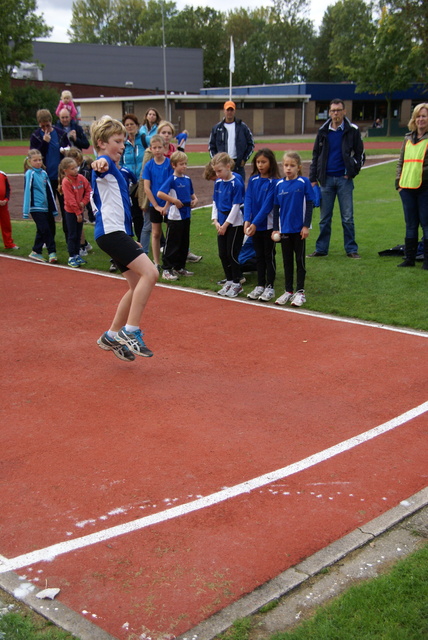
left=2, top=253, right=427, bottom=338
left=1, top=400, right=427, bottom=575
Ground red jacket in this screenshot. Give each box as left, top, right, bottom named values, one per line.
left=62, top=174, right=91, bottom=216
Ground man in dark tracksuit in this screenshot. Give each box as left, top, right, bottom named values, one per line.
left=208, top=100, right=254, bottom=182
left=308, top=98, right=365, bottom=258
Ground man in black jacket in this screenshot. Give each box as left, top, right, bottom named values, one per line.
left=56, top=109, right=90, bottom=151
left=308, top=99, right=365, bottom=259
left=208, top=101, right=254, bottom=182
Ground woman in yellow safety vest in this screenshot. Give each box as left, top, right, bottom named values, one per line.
left=396, top=103, right=428, bottom=269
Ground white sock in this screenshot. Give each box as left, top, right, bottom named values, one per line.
left=125, top=324, right=139, bottom=333
left=107, top=330, right=117, bottom=339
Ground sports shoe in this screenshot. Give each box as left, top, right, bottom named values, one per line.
left=173, top=268, right=194, bottom=277
left=347, top=252, right=361, bottom=259
left=307, top=251, right=327, bottom=257
left=247, top=286, right=264, bottom=300
left=48, top=252, right=58, bottom=263
left=275, top=291, right=294, bottom=305
left=79, top=247, right=88, bottom=257
left=68, top=256, right=79, bottom=268
left=290, top=290, right=306, bottom=307
left=162, top=269, right=178, bottom=281
left=218, top=281, right=232, bottom=295
left=259, top=285, right=275, bottom=302
left=116, top=327, right=153, bottom=357
left=29, top=251, right=46, bottom=262
left=75, top=255, right=86, bottom=265
left=9, top=244, right=20, bottom=250
left=225, top=283, right=243, bottom=298
left=187, top=251, right=202, bottom=263
left=109, top=260, right=118, bottom=273
left=97, top=332, right=135, bottom=362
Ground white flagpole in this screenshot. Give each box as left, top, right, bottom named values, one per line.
left=229, top=36, right=235, bottom=101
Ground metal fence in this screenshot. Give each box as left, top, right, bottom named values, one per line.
left=0, top=125, right=35, bottom=141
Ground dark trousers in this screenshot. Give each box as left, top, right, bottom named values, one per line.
left=162, top=218, right=190, bottom=271
left=65, top=211, right=83, bottom=257
left=280, top=233, right=306, bottom=292
left=31, top=210, right=56, bottom=254
left=218, top=225, right=244, bottom=282
left=252, top=229, right=276, bottom=287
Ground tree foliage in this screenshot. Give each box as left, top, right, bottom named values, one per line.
left=340, top=6, right=421, bottom=135
left=0, top=0, right=51, bottom=99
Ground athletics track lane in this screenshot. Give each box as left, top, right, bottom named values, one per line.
left=0, top=256, right=427, bottom=639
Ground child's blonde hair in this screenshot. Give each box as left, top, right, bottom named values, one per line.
left=90, top=116, right=125, bottom=151
left=150, top=134, right=164, bottom=147
left=66, top=147, right=83, bottom=165
left=283, top=151, right=302, bottom=176
left=24, top=149, right=43, bottom=171
left=61, top=90, right=73, bottom=101
left=211, top=152, right=235, bottom=170
left=157, top=120, right=175, bottom=136
left=58, top=157, right=78, bottom=194
left=170, top=150, right=187, bottom=166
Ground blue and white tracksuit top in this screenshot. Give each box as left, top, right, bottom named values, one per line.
left=159, top=174, right=194, bottom=221
left=244, top=175, right=278, bottom=231
left=23, top=168, right=57, bottom=218
left=211, top=174, right=245, bottom=226
left=142, top=157, right=174, bottom=208
left=92, top=155, right=133, bottom=240
left=273, top=176, right=315, bottom=233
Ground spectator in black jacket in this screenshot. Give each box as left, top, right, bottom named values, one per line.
left=56, top=109, right=90, bottom=151
left=308, top=98, right=365, bottom=259
left=208, top=101, right=254, bottom=182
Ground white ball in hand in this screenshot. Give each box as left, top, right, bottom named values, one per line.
left=272, top=231, right=281, bottom=242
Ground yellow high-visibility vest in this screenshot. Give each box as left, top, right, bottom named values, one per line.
left=399, top=138, right=428, bottom=189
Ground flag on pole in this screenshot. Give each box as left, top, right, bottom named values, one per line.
left=229, top=36, right=235, bottom=74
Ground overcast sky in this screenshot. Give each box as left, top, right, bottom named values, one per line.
left=35, top=0, right=333, bottom=43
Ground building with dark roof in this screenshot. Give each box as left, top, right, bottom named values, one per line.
left=24, top=41, right=203, bottom=95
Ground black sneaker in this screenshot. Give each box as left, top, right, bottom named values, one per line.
left=116, top=327, right=153, bottom=357
left=97, top=332, right=135, bottom=362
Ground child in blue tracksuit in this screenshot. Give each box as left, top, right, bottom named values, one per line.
left=23, top=149, right=58, bottom=263
left=157, top=151, right=198, bottom=280
left=244, top=148, right=280, bottom=302
left=211, top=152, right=245, bottom=298
left=273, top=151, right=315, bottom=307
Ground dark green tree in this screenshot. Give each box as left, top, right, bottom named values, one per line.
left=341, top=7, right=421, bottom=135
left=0, top=0, right=51, bottom=99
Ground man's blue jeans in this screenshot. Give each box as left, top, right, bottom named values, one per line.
left=316, top=176, right=358, bottom=255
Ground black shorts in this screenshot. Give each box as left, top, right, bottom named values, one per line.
left=96, top=231, right=144, bottom=273
left=149, top=205, right=166, bottom=224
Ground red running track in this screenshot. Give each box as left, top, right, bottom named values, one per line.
left=0, top=256, right=426, bottom=639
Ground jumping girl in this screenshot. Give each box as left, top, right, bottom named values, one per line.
left=244, top=148, right=280, bottom=302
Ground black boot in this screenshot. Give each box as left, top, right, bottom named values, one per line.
left=422, top=238, right=428, bottom=270
left=397, top=238, right=418, bottom=267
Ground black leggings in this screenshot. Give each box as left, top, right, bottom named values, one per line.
left=280, top=233, right=306, bottom=292
left=252, top=229, right=276, bottom=287
left=217, top=225, right=244, bottom=283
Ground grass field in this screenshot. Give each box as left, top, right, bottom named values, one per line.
left=4, top=160, right=426, bottom=331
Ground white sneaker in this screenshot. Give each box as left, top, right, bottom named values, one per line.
left=187, top=251, right=202, bottom=263
left=218, top=281, right=232, bottom=295
left=162, top=269, right=178, bottom=281
left=173, top=268, right=194, bottom=276
left=259, top=285, right=275, bottom=302
left=225, top=283, right=243, bottom=298
left=247, top=286, right=264, bottom=300
left=79, top=247, right=88, bottom=257
left=290, top=290, right=306, bottom=307
left=275, top=291, right=294, bottom=305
